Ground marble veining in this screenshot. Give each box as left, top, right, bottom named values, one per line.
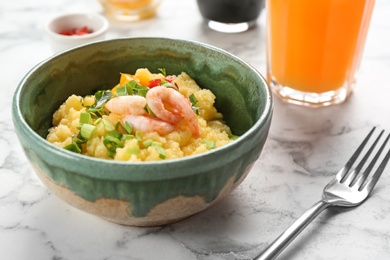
left=1, top=0, right=390, bottom=259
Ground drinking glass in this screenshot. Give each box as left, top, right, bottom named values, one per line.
left=266, top=0, right=375, bottom=107
left=99, top=0, right=161, bottom=21
left=197, top=0, right=265, bottom=33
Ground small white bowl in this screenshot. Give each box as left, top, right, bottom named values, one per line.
left=45, top=13, right=109, bottom=53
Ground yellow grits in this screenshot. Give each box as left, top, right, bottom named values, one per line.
left=46, top=69, right=235, bottom=161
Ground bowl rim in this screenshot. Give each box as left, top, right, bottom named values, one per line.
left=44, top=12, right=109, bottom=41
left=13, top=37, right=273, bottom=181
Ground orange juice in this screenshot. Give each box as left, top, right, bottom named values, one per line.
left=266, top=0, right=375, bottom=105
left=107, top=0, right=153, bottom=9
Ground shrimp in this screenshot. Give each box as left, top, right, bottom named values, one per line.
left=123, top=115, right=175, bottom=136
left=146, top=86, right=200, bottom=137
left=105, top=95, right=147, bottom=115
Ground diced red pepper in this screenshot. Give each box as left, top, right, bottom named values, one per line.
left=148, top=79, right=162, bottom=88
left=148, top=76, right=177, bottom=88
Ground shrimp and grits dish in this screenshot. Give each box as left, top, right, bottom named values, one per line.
left=46, top=68, right=237, bottom=161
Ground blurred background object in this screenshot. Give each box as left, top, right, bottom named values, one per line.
left=44, top=12, right=109, bottom=53
left=99, top=0, right=162, bottom=21
left=196, top=0, right=265, bottom=33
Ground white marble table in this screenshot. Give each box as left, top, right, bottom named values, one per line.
left=1, top=0, right=390, bottom=259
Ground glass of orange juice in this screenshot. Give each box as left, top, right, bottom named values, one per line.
left=266, top=0, right=375, bottom=107
left=99, top=0, right=161, bottom=21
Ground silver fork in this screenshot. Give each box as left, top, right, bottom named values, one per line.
left=255, top=127, right=390, bottom=260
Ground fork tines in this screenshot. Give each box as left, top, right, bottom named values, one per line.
left=338, top=127, right=390, bottom=192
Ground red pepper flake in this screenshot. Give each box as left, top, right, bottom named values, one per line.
left=59, top=26, right=93, bottom=36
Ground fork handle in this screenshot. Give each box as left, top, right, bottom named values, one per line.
left=254, top=200, right=329, bottom=260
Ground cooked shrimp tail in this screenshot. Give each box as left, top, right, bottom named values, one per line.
left=123, top=115, right=175, bottom=136
left=105, top=95, right=147, bottom=115
left=146, top=86, right=200, bottom=137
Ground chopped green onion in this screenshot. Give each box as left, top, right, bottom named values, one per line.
left=75, top=132, right=87, bottom=144
left=225, top=130, right=239, bottom=140
left=102, top=119, right=115, bottom=132
left=124, top=121, right=133, bottom=134
left=153, top=141, right=163, bottom=146
left=203, top=140, right=216, bottom=150
left=107, top=150, right=116, bottom=159
left=79, top=112, right=91, bottom=124
left=122, top=134, right=134, bottom=140
left=142, top=139, right=154, bottom=148
left=94, top=117, right=102, bottom=125
left=116, top=85, right=128, bottom=96
left=126, top=145, right=140, bottom=155
left=161, top=80, right=179, bottom=91
left=115, top=122, right=126, bottom=133
left=152, top=142, right=166, bottom=159
left=135, top=131, right=143, bottom=141
left=135, top=87, right=149, bottom=97
left=117, top=80, right=150, bottom=97
left=80, top=124, right=96, bottom=140
left=86, top=90, right=112, bottom=118
left=126, top=80, right=140, bottom=95
left=95, top=90, right=112, bottom=107
left=104, top=132, right=123, bottom=146
left=64, top=140, right=81, bottom=153
left=189, top=93, right=200, bottom=114
left=132, top=84, right=149, bottom=97
left=123, top=81, right=136, bottom=95
left=192, top=106, right=201, bottom=115
left=86, top=107, right=104, bottom=118
left=103, top=131, right=124, bottom=158
left=145, top=105, right=156, bottom=117
left=189, top=93, right=198, bottom=106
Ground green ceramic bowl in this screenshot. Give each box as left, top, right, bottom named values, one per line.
left=12, top=38, right=273, bottom=226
